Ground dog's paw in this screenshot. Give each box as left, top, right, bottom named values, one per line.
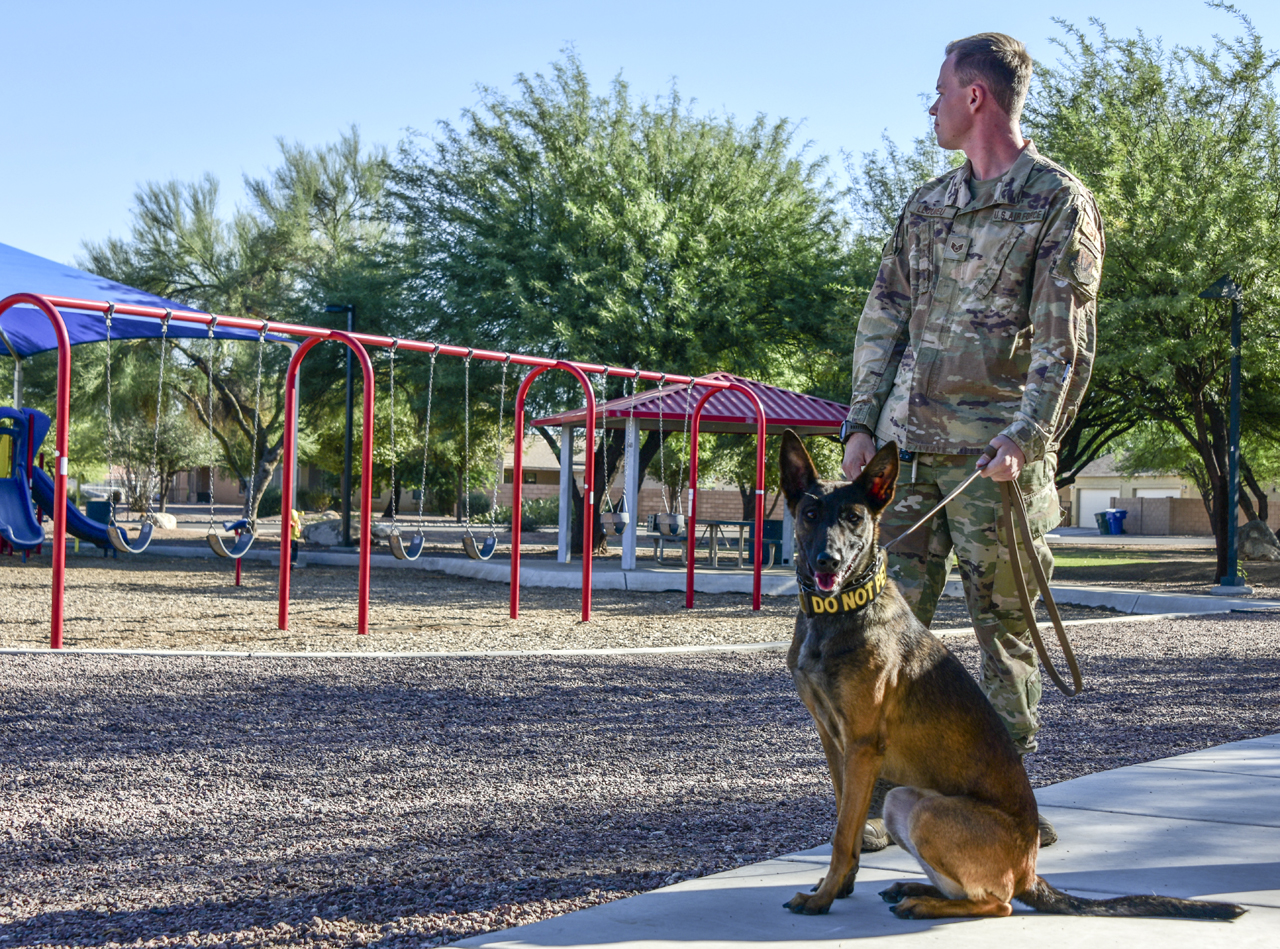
left=879, top=883, right=909, bottom=904
left=784, top=893, right=832, bottom=915
left=890, top=898, right=926, bottom=919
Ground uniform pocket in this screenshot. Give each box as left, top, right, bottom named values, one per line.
left=880, top=482, right=944, bottom=561
left=971, top=228, right=1022, bottom=299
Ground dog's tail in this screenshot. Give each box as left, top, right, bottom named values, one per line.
left=1017, top=877, right=1245, bottom=920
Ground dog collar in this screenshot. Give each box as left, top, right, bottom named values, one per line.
left=796, top=550, right=889, bottom=617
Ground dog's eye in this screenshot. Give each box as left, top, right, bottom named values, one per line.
left=803, top=508, right=819, bottom=522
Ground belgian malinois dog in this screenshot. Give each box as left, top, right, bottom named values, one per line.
left=778, top=430, right=1245, bottom=921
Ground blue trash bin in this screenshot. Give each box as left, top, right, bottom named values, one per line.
left=1104, top=509, right=1127, bottom=535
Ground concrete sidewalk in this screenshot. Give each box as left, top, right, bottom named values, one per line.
left=459, top=735, right=1280, bottom=949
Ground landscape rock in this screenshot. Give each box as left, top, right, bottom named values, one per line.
left=1240, top=518, right=1280, bottom=561
left=302, top=519, right=343, bottom=546
left=143, top=511, right=177, bottom=529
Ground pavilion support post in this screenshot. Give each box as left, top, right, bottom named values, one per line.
left=622, top=416, right=639, bottom=570
left=781, top=503, right=794, bottom=565
left=12, top=358, right=22, bottom=410
left=557, top=424, right=572, bottom=563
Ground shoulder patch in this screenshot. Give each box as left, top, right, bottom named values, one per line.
left=992, top=208, right=1047, bottom=223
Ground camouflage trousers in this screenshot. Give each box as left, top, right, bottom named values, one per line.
left=879, top=452, right=1061, bottom=755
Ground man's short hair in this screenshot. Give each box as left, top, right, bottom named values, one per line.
left=945, top=32, right=1033, bottom=120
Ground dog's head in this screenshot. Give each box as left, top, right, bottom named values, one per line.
left=779, top=429, right=898, bottom=593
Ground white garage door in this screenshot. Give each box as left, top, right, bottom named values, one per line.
left=1077, top=489, right=1115, bottom=528
left=1135, top=488, right=1180, bottom=499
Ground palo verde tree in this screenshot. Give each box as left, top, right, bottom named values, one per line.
left=389, top=53, right=858, bottom=549
left=1027, top=7, right=1280, bottom=579
left=80, top=129, right=395, bottom=526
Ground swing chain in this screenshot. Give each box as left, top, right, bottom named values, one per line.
left=388, top=341, right=399, bottom=524
left=103, top=304, right=116, bottom=523
left=418, top=346, right=437, bottom=521
left=596, top=370, right=612, bottom=514
left=463, top=352, right=473, bottom=526
left=206, top=317, right=219, bottom=530
left=244, top=320, right=268, bottom=527
left=488, top=355, right=511, bottom=538
left=145, top=310, right=172, bottom=519
left=680, top=379, right=695, bottom=515
left=657, top=374, right=669, bottom=514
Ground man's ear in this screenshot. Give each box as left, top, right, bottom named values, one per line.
left=856, top=441, right=899, bottom=513
left=779, top=429, right=819, bottom=512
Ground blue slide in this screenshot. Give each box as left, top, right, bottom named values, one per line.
left=0, top=407, right=122, bottom=551
left=30, top=467, right=123, bottom=549
left=0, top=407, right=48, bottom=550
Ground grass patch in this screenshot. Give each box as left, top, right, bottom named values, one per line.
left=1050, top=550, right=1184, bottom=568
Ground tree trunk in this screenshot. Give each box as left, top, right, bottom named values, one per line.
left=1242, top=455, right=1268, bottom=524
left=382, top=472, right=403, bottom=519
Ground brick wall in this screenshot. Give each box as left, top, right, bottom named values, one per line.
left=494, top=483, right=785, bottom=523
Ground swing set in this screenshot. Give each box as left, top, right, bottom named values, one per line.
left=98, top=306, right=269, bottom=568
left=2, top=291, right=771, bottom=650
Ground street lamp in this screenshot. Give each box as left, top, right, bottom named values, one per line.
left=1198, top=276, right=1251, bottom=595
left=325, top=303, right=356, bottom=547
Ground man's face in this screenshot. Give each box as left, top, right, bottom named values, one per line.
left=929, top=54, right=972, bottom=151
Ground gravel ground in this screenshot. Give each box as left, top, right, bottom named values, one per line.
left=0, top=555, right=1124, bottom=653
left=2, top=612, right=1278, bottom=949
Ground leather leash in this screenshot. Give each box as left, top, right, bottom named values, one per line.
left=880, top=446, right=1083, bottom=697
left=998, top=480, right=1083, bottom=696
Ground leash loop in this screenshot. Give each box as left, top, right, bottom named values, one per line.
left=998, top=481, right=1084, bottom=697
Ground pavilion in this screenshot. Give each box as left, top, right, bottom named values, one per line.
left=532, top=371, right=850, bottom=569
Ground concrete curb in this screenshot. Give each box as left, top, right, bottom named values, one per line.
left=66, top=540, right=1280, bottom=615
left=0, top=611, right=1242, bottom=660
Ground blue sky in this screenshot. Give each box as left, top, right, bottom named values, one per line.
left=5, top=0, right=1277, bottom=266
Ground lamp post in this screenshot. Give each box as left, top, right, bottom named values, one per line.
left=325, top=303, right=356, bottom=547
left=1199, top=276, right=1251, bottom=595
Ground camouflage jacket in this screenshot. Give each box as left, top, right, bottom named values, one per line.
left=846, top=141, right=1103, bottom=462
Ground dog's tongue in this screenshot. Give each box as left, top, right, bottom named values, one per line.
left=815, top=572, right=838, bottom=592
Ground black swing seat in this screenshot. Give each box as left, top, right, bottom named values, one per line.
left=462, top=532, right=497, bottom=561
left=389, top=528, right=425, bottom=561
left=655, top=513, right=685, bottom=537
left=107, top=520, right=154, bottom=555
left=207, top=519, right=256, bottom=559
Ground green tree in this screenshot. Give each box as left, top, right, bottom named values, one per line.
left=389, top=53, right=857, bottom=548
left=1027, top=9, right=1280, bottom=578
left=79, top=129, right=397, bottom=528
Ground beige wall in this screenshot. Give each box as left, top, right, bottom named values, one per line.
left=1111, top=496, right=1247, bottom=536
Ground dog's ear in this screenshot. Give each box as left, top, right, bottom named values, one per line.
left=779, top=429, right=819, bottom=512
left=856, top=441, right=899, bottom=513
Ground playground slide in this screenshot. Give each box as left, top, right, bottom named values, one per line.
left=30, top=467, right=122, bottom=549
left=0, top=476, right=46, bottom=550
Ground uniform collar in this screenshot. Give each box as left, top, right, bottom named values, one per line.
left=945, top=140, right=1041, bottom=209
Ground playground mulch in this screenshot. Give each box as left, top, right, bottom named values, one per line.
left=0, top=554, right=1126, bottom=653
left=1, top=611, right=1277, bottom=949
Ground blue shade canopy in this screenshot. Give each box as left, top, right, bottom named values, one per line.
left=0, top=241, right=290, bottom=358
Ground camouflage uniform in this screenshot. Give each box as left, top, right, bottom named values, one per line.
left=845, top=142, right=1103, bottom=753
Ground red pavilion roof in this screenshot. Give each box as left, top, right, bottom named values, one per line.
left=531, top=372, right=848, bottom=436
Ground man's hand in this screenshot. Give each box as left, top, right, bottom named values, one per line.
left=976, top=435, right=1025, bottom=482
left=841, top=433, right=877, bottom=481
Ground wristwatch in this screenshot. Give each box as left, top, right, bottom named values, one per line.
left=839, top=420, right=865, bottom=444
